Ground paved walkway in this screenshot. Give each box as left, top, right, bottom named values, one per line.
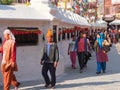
left=1, top=44, right=120, bottom=90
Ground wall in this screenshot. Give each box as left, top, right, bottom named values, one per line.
left=0, top=19, right=72, bottom=82
left=104, top=0, right=112, bottom=15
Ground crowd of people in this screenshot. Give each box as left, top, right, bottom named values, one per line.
left=68, top=29, right=120, bottom=74
left=0, top=28, right=120, bottom=90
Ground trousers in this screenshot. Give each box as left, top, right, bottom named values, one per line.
left=77, top=52, right=85, bottom=70
left=70, top=51, right=76, bottom=68
left=42, top=63, right=56, bottom=86
left=97, top=62, right=106, bottom=72
left=1, top=64, right=18, bottom=90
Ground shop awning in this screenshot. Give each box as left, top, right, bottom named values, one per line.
left=110, top=19, right=120, bottom=25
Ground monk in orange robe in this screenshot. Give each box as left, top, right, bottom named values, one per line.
left=0, top=29, right=20, bottom=90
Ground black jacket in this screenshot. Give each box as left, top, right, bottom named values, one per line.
left=41, top=43, right=59, bottom=63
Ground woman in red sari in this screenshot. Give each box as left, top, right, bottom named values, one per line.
left=94, top=33, right=109, bottom=74
left=0, top=29, right=20, bottom=90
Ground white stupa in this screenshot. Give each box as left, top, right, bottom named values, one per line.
left=30, top=0, right=49, bottom=6
left=30, top=0, right=57, bottom=15
left=30, top=0, right=54, bottom=10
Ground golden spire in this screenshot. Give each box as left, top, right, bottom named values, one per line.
left=26, top=0, right=31, bottom=7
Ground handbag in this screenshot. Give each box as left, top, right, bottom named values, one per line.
left=85, top=52, right=92, bottom=58
left=12, top=62, right=18, bottom=72
left=102, top=45, right=110, bottom=53
left=88, top=52, right=92, bottom=57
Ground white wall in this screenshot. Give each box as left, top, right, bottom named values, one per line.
left=0, top=20, right=72, bottom=82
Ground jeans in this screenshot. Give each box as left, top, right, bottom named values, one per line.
left=77, top=52, right=85, bottom=70
left=97, top=62, right=106, bottom=72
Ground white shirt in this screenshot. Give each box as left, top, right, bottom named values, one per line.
left=69, top=40, right=76, bottom=52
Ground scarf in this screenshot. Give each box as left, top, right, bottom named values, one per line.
left=97, top=33, right=104, bottom=48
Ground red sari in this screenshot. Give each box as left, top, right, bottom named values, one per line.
left=96, top=46, right=108, bottom=62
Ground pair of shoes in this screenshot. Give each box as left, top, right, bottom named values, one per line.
left=14, top=82, right=21, bottom=90
left=17, top=82, right=21, bottom=87
left=84, top=65, right=87, bottom=68
left=96, top=72, right=101, bottom=74
left=72, top=67, right=76, bottom=69
left=50, top=85, right=55, bottom=89
left=44, top=84, right=50, bottom=88
left=14, top=87, right=18, bottom=90
left=103, top=70, right=106, bottom=73
left=80, top=70, right=83, bottom=73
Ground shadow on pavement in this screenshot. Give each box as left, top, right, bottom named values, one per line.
left=55, top=44, right=120, bottom=86
left=56, top=81, right=120, bottom=89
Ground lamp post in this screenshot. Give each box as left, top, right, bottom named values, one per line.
left=103, top=0, right=116, bottom=31
left=102, top=16, right=115, bottom=31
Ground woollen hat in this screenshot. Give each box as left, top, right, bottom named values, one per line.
left=46, top=29, right=53, bottom=37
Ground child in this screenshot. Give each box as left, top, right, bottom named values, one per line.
left=68, top=35, right=76, bottom=69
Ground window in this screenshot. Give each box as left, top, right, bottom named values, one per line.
left=105, top=0, right=111, bottom=5
left=116, top=6, right=120, bottom=13
left=105, top=7, right=110, bottom=15
left=8, top=27, right=41, bottom=46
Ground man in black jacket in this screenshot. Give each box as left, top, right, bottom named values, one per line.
left=40, top=29, right=59, bottom=89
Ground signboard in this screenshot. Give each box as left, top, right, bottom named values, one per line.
left=112, top=0, right=120, bottom=5
left=110, top=7, right=115, bottom=15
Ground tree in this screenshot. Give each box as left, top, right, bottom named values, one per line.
left=0, top=0, right=13, bottom=5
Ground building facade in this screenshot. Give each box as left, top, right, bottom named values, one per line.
left=104, top=0, right=120, bottom=19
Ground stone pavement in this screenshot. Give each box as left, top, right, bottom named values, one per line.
left=1, top=44, right=120, bottom=90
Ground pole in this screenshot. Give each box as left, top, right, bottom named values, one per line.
left=65, top=1, right=67, bottom=9
left=107, top=22, right=109, bottom=32
left=103, top=0, right=105, bottom=16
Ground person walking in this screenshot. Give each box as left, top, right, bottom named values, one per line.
left=40, top=29, right=59, bottom=89
left=94, top=33, right=109, bottom=74
left=0, top=29, right=20, bottom=90
left=74, top=32, right=90, bottom=73
left=68, top=35, right=76, bottom=69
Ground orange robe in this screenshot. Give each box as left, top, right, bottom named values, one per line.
left=0, top=39, right=19, bottom=90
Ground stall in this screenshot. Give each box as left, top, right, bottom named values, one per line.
left=110, top=19, right=120, bottom=30
left=91, top=18, right=107, bottom=31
